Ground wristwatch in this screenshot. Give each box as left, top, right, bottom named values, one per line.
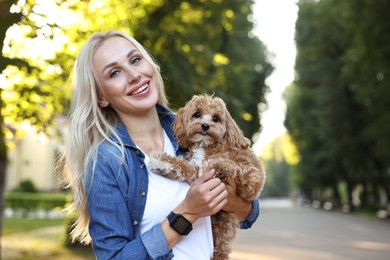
left=167, top=211, right=193, bottom=236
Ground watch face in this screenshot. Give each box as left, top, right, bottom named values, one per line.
left=168, top=212, right=192, bottom=235
left=174, top=216, right=190, bottom=232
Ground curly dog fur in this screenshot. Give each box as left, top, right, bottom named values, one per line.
left=148, top=94, right=266, bottom=260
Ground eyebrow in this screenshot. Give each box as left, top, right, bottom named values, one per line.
left=101, top=49, right=138, bottom=74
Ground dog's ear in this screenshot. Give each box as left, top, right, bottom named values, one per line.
left=224, top=108, right=250, bottom=149
left=173, top=107, right=190, bottom=148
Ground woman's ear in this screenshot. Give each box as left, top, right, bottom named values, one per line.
left=98, top=98, right=109, bottom=107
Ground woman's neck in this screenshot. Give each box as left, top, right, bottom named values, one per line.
left=122, top=108, right=165, bottom=156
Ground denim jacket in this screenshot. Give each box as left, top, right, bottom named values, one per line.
left=86, top=104, right=260, bottom=260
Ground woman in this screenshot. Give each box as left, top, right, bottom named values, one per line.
left=63, top=30, right=260, bottom=259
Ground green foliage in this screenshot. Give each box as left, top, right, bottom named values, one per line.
left=261, top=134, right=298, bottom=197
left=285, top=0, right=390, bottom=210
left=11, top=179, right=40, bottom=193
left=132, top=0, right=273, bottom=138
left=263, top=159, right=291, bottom=197
left=5, top=192, right=69, bottom=217
left=1, top=0, right=272, bottom=145
left=1, top=0, right=72, bottom=144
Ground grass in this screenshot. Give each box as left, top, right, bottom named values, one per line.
left=2, top=217, right=95, bottom=260
left=3, top=217, right=64, bottom=235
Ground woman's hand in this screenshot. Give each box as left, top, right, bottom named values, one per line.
left=174, top=169, right=228, bottom=223
left=163, top=169, right=227, bottom=249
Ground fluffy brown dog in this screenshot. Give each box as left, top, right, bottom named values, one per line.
left=149, top=94, right=265, bottom=260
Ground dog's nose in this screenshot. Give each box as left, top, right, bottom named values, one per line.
left=201, top=123, right=209, bottom=131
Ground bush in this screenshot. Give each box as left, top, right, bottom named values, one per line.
left=11, top=179, right=40, bottom=193
left=5, top=192, right=72, bottom=217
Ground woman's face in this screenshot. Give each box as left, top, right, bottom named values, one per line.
left=93, top=36, right=158, bottom=117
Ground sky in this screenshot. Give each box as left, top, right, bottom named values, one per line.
left=251, top=0, right=299, bottom=155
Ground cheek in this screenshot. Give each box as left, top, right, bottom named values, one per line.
left=100, top=79, right=123, bottom=99
left=100, top=81, right=113, bottom=95
left=141, top=60, right=156, bottom=77
left=214, top=123, right=227, bottom=135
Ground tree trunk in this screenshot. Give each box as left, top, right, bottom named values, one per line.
left=360, top=182, right=368, bottom=209
left=0, top=1, right=22, bottom=255
left=346, top=180, right=354, bottom=212
left=0, top=111, right=6, bottom=257
left=384, top=184, right=390, bottom=212
left=332, top=183, right=341, bottom=208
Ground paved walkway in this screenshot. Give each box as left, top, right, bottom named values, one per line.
left=3, top=199, right=389, bottom=259
left=231, top=199, right=390, bottom=260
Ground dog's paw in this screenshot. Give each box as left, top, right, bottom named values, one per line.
left=148, top=156, right=173, bottom=174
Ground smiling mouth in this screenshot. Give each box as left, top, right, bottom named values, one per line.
left=129, top=83, right=148, bottom=96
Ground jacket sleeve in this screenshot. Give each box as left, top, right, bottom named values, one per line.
left=239, top=199, right=260, bottom=229
left=87, top=153, right=173, bottom=260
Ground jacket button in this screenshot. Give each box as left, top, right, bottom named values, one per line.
left=132, top=220, right=138, bottom=226
left=140, top=163, right=145, bottom=168
left=140, top=191, right=146, bottom=197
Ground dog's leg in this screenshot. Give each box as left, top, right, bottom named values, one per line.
left=236, top=165, right=265, bottom=201
left=231, top=151, right=265, bottom=201
left=205, top=157, right=239, bottom=180
left=148, top=154, right=199, bottom=182
left=212, top=211, right=240, bottom=260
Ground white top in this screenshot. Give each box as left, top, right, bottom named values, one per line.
left=140, top=130, right=213, bottom=259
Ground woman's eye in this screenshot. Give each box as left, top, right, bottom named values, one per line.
left=212, top=116, right=219, bottom=123
left=193, top=112, right=201, bottom=118
left=131, top=57, right=141, bottom=65
left=109, top=70, right=120, bottom=78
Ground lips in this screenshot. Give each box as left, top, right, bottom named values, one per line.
left=128, top=83, right=149, bottom=96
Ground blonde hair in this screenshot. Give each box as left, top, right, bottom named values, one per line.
left=63, top=30, right=168, bottom=244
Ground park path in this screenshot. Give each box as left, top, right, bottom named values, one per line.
left=231, top=199, right=390, bottom=260
left=3, top=199, right=389, bottom=259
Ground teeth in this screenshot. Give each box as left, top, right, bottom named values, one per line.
left=130, top=84, right=148, bottom=95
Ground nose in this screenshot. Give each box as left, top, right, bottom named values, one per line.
left=201, top=123, right=209, bottom=131
left=126, top=66, right=141, bottom=83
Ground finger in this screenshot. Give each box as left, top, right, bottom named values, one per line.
left=194, top=168, right=216, bottom=185
left=209, top=182, right=226, bottom=197
left=213, top=191, right=228, bottom=213
left=199, top=176, right=224, bottom=193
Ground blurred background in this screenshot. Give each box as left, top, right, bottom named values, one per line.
left=1, top=0, right=389, bottom=259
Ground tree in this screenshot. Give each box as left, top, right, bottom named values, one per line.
left=130, top=0, right=273, bottom=138
left=0, top=0, right=23, bottom=251
left=285, top=0, right=390, bottom=210
left=261, top=133, right=300, bottom=197
left=0, top=0, right=77, bottom=248
left=39, top=0, right=273, bottom=139
left=343, top=0, right=390, bottom=204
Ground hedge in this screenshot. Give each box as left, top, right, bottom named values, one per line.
left=5, top=192, right=73, bottom=217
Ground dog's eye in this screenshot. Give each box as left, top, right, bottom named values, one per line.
left=193, top=112, right=201, bottom=118
left=212, top=116, right=219, bottom=123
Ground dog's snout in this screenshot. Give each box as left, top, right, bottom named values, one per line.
left=201, top=123, right=209, bottom=131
